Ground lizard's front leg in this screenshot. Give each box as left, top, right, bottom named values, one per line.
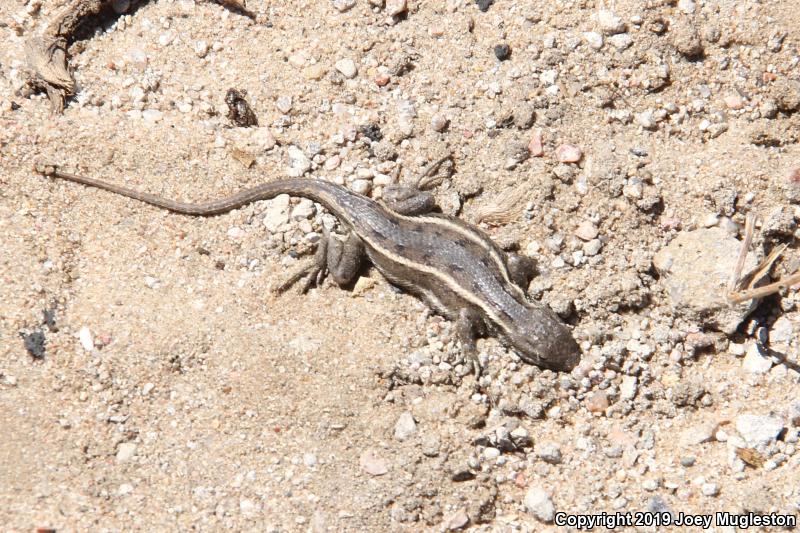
left=506, top=253, right=537, bottom=290
left=454, top=308, right=486, bottom=378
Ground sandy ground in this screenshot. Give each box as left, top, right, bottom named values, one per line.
left=1, top=0, right=800, bottom=531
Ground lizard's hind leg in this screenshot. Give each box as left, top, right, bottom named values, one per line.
left=272, top=229, right=364, bottom=293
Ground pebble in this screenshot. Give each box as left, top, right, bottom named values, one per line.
left=291, top=199, right=316, bottom=220
left=724, top=94, right=744, bottom=110
left=351, top=179, right=372, bottom=195
left=583, top=239, right=602, bottom=256
left=681, top=456, right=696, bottom=467
left=619, top=376, right=638, bottom=401
left=359, top=449, right=389, bottom=476
left=583, top=31, right=603, bottom=50
left=672, top=23, right=703, bottom=58
left=736, top=414, right=785, bottom=446
left=116, top=442, right=137, bottom=462
left=608, top=34, right=633, bottom=50
left=585, top=391, right=609, bottom=413
left=287, top=146, right=312, bottom=177
left=394, top=411, right=417, bottom=441
left=386, top=0, right=407, bottom=16
left=335, top=58, right=358, bottom=79
left=556, top=144, right=582, bottom=163
left=524, top=486, right=555, bottom=522
left=535, top=442, right=562, bottom=464
left=598, top=9, right=626, bottom=35
left=475, top=0, right=493, bottom=12
left=528, top=130, right=544, bottom=157
left=430, top=114, right=449, bottom=132
left=444, top=508, right=469, bottom=530
left=701, top=483, right=719, bottom=497
left=678, top=0, right=696, bottom=14
left=142, top=109, right=163, bottom=123
left=332, top=0, right=356, bottom=12
left=574, top=221, right=599, bottom=241
left=78, top=326, right=94, bottom=351
left=194, top=40, right=209, bottom=58
left=636, top=110, right=656, bottom=130
left=276, top=95, right=293, bottom=114
left=742, top=343, right=773, bottom=374
left=251, top=127, right=277, bottom=152
left=118, top=483, right=134, bottom=496
left=263, top=195, right=291, bottom=232
left=494, top=44, right=511, bottom=61
left=304, top=453, right=318, bottom=468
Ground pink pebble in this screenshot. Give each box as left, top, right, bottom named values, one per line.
left=723, top=94, right=744, bottom=110
left=528, top=130, right=544, bottom=157
left=557, top=144, right=582, bottom=163
left=374, top=73, right=390, bottom=87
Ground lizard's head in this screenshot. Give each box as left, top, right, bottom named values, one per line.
left=501, top=304, right=581, bottom=372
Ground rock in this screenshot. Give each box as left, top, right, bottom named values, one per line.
left=680, top=423, right=716, bottom=447
left=263, top=194, right=291, bottom=232
left=585, top=391, right=609, bottom=413
left=475, top=0, right=493, bottom=12
left=598, top=9, right=625, bottom=35
left=116, top=442, right=137, bottom=462
left=535, top=442, right=562, bottom=464
left=142, top=109, right=163, bottom=123
left=359, top=449, right=389, bottom=476
left=386, top=0, right=407, bottom=16
left=335, top=58, right=358, bottom=79
left=742, top=343, right=773, bottom=374
left=524, top=486, right=555, bottom=522
left=771, top=79, right=800, bottom=113
left=736, top=414, right=785, bottom=447
left=761, top=206, right=796, bottom=238
left=672, top=22, right=703, bottom=58
left=514, top=105, right=535, bottom=129
left=583, top=31, right=603, bottom=50
left=701, top=483, right=719, bottom=497
left=494, top=44, right=511, bottom=61
left=78, top=326, right=94, bottom=351
left=291, top=199, right=316, bottom=220
left=556, top=144, right=582, bottom=163
left=287, top=145, right=312, bottom=177
left=575, top=221, right=599, bottom=241
left=608, top=33, right=633, bottom=50
left=430, top=114, right=449, bottom=132
left=677, top=0, right=696, bottom=14
left=444, top=508, right=469, bottom=530
left=251, top=127, right=276, bottom=152
left=788, top=402, right=800, bottom=427
left=652, top=227, right=762, bottom=334
left=620, top=376, right=638, bottom=401
left=394, top=411, right=417, bottom=441
left=504, top=141, right=530, bottom=169
left=332, top=0, right=356, bottom=12
left=528, top=130, right=544, bottom=156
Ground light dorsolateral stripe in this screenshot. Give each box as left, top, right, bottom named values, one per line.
left=387, top=209, right=530, bottom=303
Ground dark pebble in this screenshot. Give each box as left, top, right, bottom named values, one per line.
left=494, top=44, right=511, bottom=61
left=630, top=147, right=648, bottom=157
left=359, top=124, right=383, bottom=142
left=475, top=0, right=493, bottom=12
left=20, top=330, right=46, bottom=359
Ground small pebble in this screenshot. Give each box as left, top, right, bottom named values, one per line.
left=335, top=58, right=358, bottom=79
left=475, top=0, right=493, bottom=12
left=78, top=326, right=94, bottom=351
left=524, top=486, right=555, bottom=522
left=574, top=221, right=599, bottom=241
left=359, top=449, right=389, bottom=476
left=528, top=130, right=544, bottom=157
left=556, top=144, right=582, bottom=163
left=494, top=44, right=511, bottom=61
left=394, top=411, right=417, bottom=441
left=598, top=9, right=625, bottom=35
left=386, top=0, right=407, bottom=16
left=430, top=114, right=449, bottom=132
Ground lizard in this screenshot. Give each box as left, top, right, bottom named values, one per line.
left=35, top=161, right=581, bottom=373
